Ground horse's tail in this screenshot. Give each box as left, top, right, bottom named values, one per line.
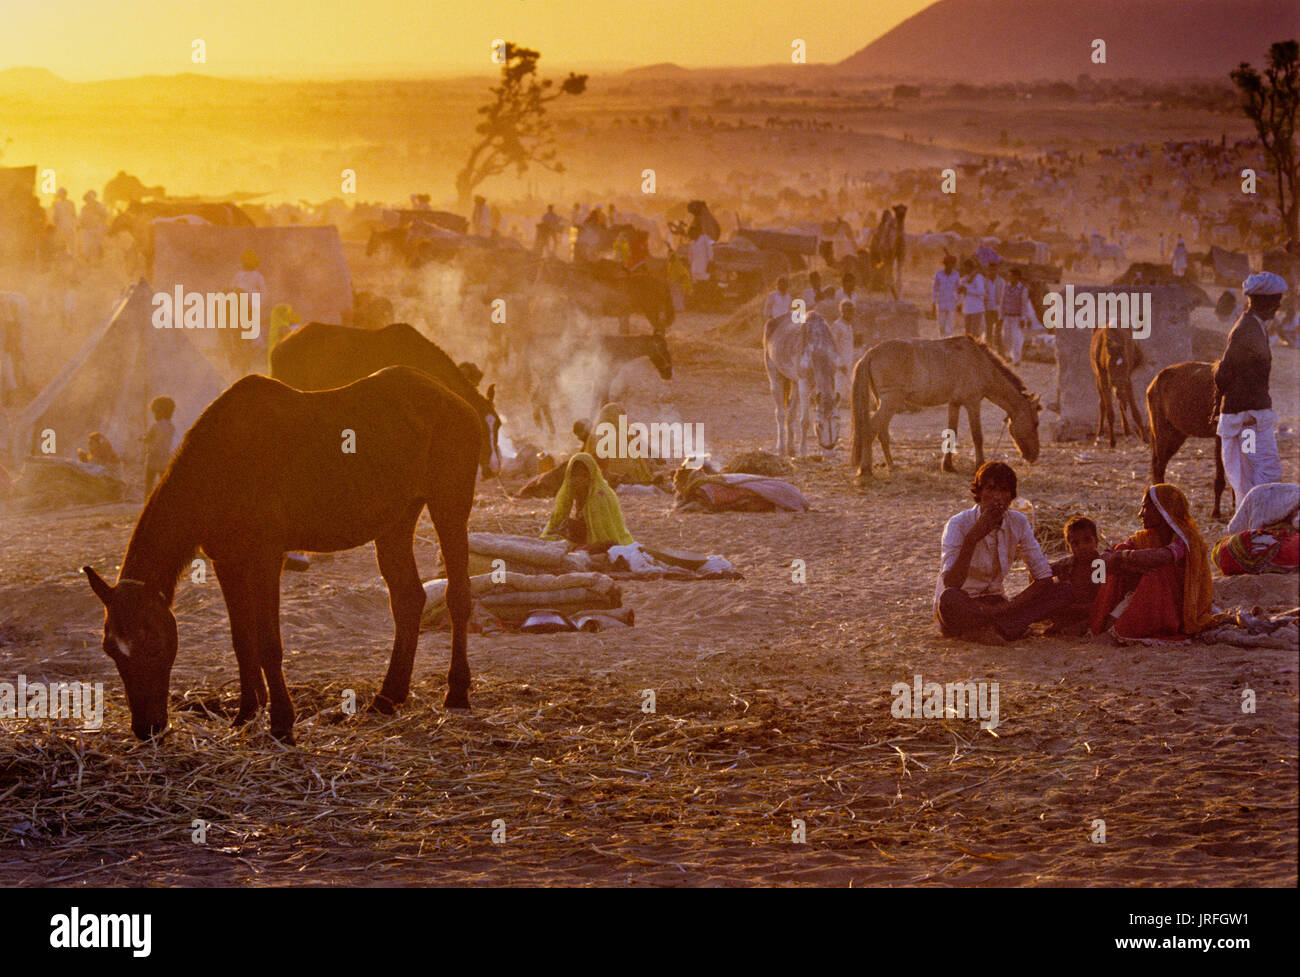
left=1145, top=370, right=1165, bottom=480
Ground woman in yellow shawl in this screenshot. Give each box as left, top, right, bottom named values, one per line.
left=582, top=402, right=655, bottom=486
left=542, top=452, right=635, bottom=549
left=1090, top=483, right=1215, bottom=640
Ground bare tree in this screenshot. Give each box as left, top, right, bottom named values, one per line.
left=1231, top=40, right=1299, bottom=242
left=454, top=44, right=587, bottom=211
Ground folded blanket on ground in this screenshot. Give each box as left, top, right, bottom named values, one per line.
left=1198, top=606, right=1299, bottom=649
left=602, top=543, right=743, bottom=580
left=673, top=470, right=810, bottom=512
left=1212, top=525, right=1299, bottom=575
left=1226, top=482, right=1300, bottom=535
left=520, top=607, right=635, bottom=633
left=461, top=532, right=592, bottom=575
left=421, top=569, right=621, bottom=627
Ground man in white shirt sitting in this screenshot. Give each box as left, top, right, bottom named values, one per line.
left=935, top=461, right=1074, bottom=642
left=764, top=276, right=793, bottom=321
left=932, top=254, right=960, bottom=338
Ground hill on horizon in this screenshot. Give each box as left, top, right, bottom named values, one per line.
left=840, top=0, right=1298, bottom=81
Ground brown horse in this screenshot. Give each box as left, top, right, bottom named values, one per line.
left=1090, top=328, right=1149, bottom=447
left=851, top=336, right=1041, bottom=481
left=270, top=321, right=502, bottom=477
left=1146, top=361, right=1227, bottom=518
left=84, top=367, right=481, bottom=743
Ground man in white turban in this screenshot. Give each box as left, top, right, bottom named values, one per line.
left=1213, top=272, right=1287, bottom=505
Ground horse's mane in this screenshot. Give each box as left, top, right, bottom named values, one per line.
left=965, top=336, right=1030, bottom=396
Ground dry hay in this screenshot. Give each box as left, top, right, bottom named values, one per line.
left=1030, top=502, right=1080, bottom=557
left=5, top=668, right=1291, bottom=886
left=724, top=450, right=795, bottom=477
left=13, top=459, right=125, bottom=511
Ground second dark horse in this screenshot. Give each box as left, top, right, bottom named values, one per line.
left=270, top=321, right=503, bottom=477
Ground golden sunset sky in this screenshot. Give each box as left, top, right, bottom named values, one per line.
left=0, top=0, right=934, bottom=79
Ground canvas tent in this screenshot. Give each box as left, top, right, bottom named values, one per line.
left=151, top=224, right=353, bottom=362
left=1209, top=245, right=1250, bottom=286
left=9, top=279, right=228, bottom=469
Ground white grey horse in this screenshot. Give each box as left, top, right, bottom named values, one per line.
left=763, top=311, right=841, bottom=456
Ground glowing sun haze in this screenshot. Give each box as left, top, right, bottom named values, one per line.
left=0, top=0, right=934, bottom=79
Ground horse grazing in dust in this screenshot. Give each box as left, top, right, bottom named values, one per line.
left=270, top=321, right=502, bottom=477
left=851, top=336, right=1041, bottom=482
left=1090, top=327, right=1149, bottom=447
left=764, top=311, right=841, bottom=456
left=84, top=367, right=482, bottom=743
left=1147, top=361, right=1227, bottom=518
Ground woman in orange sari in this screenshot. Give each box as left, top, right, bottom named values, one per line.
left=1090, top=483, right=1215, bottom=642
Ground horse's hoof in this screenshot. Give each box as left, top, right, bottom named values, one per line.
left=271, top=728, right=296, bottom=745
left=232, top=711, right=256, bottom=728
left=367, top=694, right=402, bottom=715
left=443, top=692, right=471, bottom=711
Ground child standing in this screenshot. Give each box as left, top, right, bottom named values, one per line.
left=142, top=396, right=176, bottom=496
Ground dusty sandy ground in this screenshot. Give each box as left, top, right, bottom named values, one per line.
left=1, top=277, right=1297, bottom=886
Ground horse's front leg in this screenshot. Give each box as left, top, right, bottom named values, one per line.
left=968, top=402, right=985, bottom=469
left=251, top=554, right=294, bottom=742
left=942, top=402, right=961, bottom=472
left=769, top=375, right=788, bottom=456
left=796, top=378, right=812, bottom=456
left=372, top=511, right=424, bottom=714
left=214, top=560, right=267, bottom=727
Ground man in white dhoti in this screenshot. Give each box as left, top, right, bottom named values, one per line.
left=1214, top=272, right=1287, bottom=505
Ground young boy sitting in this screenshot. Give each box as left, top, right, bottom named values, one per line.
left=1047, top=515, right=1102, bottom=635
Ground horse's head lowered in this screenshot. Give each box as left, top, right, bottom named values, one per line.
left=1008, top=390, right=1042, bottom=463
left=806, top=316, right=841, bottom=450
left=647, top=335, right=673, bottom=381
left=84, top=568, right=177, bottom=740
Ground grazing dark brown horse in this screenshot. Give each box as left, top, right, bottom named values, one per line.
left=84, top=367, right=481, bottom=743
left=1146, top=361, right=1227, bottom=518
left=270, top=321, right=502, bottom=477
left=1090, top=328, right=1149, bottom=447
